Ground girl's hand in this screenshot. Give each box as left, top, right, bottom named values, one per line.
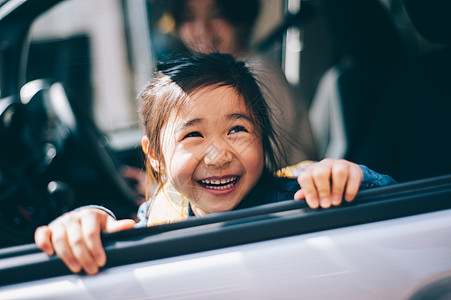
left=294, top=159, right=363, bottom=209
left=34, top=208, right=135, bottom=275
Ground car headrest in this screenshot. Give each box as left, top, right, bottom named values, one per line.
left=403, top=0, right=451, bottom=46
left=323, top=0, right=405, bottom=63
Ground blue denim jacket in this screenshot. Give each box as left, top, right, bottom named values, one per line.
left=359, top=165, right=396, bottom=189
left=134, top=165, right=396, bottom=228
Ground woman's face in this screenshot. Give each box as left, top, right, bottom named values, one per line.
left=157, top=86, right=264, bottom=216
left=178, top=0, right=241, bottom=55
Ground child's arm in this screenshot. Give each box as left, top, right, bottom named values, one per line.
left=34, top=207, right=135, bottom=275
left=294, top=159, right=395, bottom=209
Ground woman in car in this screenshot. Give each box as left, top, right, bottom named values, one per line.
left=165, top=0, right=318, bottom=163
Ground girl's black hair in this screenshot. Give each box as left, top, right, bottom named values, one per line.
left=157, top=53, right=285, bottom=173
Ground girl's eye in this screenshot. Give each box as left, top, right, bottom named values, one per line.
left=229, top=126, right=247, bottom=134
left=183, top=131, right=203, bottom=139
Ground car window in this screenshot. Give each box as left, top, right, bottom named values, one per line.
left=1, top=0, right=450, bottom=251
left=0, top=0, right=293, bottom=248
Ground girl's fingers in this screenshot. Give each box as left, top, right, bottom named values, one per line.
left=296, top=159, right=363, bottom=209
left=311, top=163, right=332, bottom=209
left=330, top=161, right=349, bottom=206
left=297, top=171, right=320, bottom=209
left=34, top=226, right=54, bottom=256
left=50, top=224, right=82, bottom=273
left=81, top=215, right=107, bottom=269
left=34, top=208, right=119, bottom=275
left=66, top=220, right=99, bottom=275
left=344, top=164, right=363, bottom=202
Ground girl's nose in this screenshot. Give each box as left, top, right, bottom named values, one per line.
left=203, top=142, right=233, bottom=168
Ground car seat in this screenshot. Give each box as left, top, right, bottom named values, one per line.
left=309, top=0, right=406, bottom=161
left=354, top=0, right=451, bottom=181
left=388, top=0, right=451, bottom=181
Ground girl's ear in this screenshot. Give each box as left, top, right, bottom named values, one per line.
left=142, top=136, right=161, bottom=171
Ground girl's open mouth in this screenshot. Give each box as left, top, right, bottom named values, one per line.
left=198, top=176, right=240, bottom=190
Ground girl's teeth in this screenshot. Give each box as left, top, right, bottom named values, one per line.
left=209, top=183, right=234, bottom=190
left=201, top=176, right=237, bottom=186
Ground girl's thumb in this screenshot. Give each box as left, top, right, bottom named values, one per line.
left=105, top=219, right=136, bottom=233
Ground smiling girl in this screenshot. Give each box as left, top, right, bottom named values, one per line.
left=35, top=53, right=395, bottom=275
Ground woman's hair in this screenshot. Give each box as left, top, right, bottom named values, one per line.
left=169, top=0, right=260, bottom=45
left=139, top=53, right=285, bottom=189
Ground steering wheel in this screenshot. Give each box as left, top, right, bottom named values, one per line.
left=0, top=78, right=140, bottom=247
left=21, top=79, right=139, bottom=215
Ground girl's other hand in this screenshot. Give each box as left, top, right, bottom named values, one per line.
left=34, top=208, right=135, bottom=275
left=294, top=159, right=363, bottom=209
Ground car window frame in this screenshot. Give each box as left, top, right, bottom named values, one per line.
left=1, top=174, right=451, bottom=286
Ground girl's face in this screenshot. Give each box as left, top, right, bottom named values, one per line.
left=178, top=0, right=241, bottom=55
left=159, top=86, right=264, bottom=216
